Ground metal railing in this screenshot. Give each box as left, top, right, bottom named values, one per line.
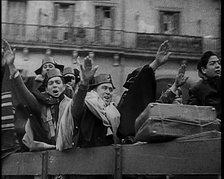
left=2, top=22, right=123, bottom=47
left=2, top=22, right=221, bottom=55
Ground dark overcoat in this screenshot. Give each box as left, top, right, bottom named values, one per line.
left=117, top=65, right=156, bottom=139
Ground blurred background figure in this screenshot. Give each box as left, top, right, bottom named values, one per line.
left=63, top=67, right=80, bottom=98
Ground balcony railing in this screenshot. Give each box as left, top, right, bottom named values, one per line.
left=2, top=22, right=221, bottom=55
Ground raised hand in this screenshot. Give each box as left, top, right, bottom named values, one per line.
left=155, top=40, right=172, bottom=66
left=80, top=56, right=98, bottom=85
left=174, top=64, right=189, bottom=87
left=150, top=40, right=172, bottom=71
left=4, top=48, right=16, bottom=66
left=2, top=39, right=15, bottom=66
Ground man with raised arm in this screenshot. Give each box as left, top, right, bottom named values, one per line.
left=117, top=40, right=172, bottom=141
left=158, top=64, right=188, bottom=104
left=58, top=56, right=120, bottom=149
left=3, top=48, right=97, bottom=151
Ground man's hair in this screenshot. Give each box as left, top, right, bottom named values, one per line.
left=197, top=51, right=217, bottom=73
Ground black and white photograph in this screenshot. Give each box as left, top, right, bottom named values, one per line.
left=1, top=0, right=221, bottom=178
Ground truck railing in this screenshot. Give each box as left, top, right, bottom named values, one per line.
left=2, top=138, right=221, bottom=179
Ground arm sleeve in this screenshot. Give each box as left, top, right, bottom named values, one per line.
left=12, top=74, right=41, bottom=115
left=117, top=65, right=156, bottom=138
left=71, top=84, right=88, bottom=120
left=187, top=87, right=201, bottom=105
left=158, top=88, right=176, bottom=104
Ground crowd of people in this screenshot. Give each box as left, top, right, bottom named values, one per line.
left=2, top=39, right=221, bottom=160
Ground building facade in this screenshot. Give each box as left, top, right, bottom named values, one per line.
left=2, top=0, right=221, bottom=102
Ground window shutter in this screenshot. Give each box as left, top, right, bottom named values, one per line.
left=173, top=12, right=180, bottom=34
left=52, top=3, right=59, bottom=39
left=69, top=5, right=75, bottom=26
left=53, top=3, right=59, bottom=25
left=111, top=7, right=115, bottom=41
left=159, top=11, right=164, bottom=33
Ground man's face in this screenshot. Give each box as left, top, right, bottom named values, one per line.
left=202, top=55, right=221, bottom=78
left=46, top=77, right=65, bottom=97
left=42, top=63, right=55, bottom=76
left=95, top=83, right=114, bottom=106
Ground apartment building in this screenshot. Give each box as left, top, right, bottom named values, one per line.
left=1, top=0, right=221, bottom=102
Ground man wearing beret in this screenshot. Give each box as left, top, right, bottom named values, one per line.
left=59, top=56, right=120, bottom=148
left=3, top=49, right=97, bottom=151
left=26, top=56, right=64, bottom=101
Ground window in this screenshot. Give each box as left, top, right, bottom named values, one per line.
left=103, top=7, right=111, bottom=18
left=95, top=6, right=115, bottom=43
left=53, top=3, right=75, bottom=41
left=96, top=6, right=112, bottom=19
left=160, top=11, right=180, bottom=34
left=59, top=3, right=70, bottom=9
left=6, top=0, right=27, bottom=38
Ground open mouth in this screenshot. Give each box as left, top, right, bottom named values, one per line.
left=52, top=89, right=59, bottom=96
left=104, top=96, right=111, bottom=103
left=215, top=70, right=221, bottom=75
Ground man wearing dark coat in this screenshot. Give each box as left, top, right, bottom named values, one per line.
left=25, top=56, right=64, bottom=101
left=66, top=57, right=120, bottom=148
left=116, top=40, right=172, bottom=140
left=188, top=51, right=221, bottom=119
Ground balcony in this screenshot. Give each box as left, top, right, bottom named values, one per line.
left=2, top=22, right=221, bottom=56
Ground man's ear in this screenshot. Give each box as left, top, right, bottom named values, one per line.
left=201, top=67, right=207, bottom=75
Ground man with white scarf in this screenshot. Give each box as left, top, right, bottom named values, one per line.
left=77, top=60, right=120, bottom=147
left=57, top=56, right=120, bottom=149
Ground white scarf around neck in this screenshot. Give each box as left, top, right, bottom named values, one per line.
left=85, top=90, right=120, bottom=136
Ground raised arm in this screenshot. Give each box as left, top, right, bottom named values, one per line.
left=71, top=56, right=98, bottom=119
left=168, top=64, right=188, bottom=94
left=150, top=40, right=172, bottom=71
left=4, top=48, right=41, bottom=115
left=159, top=64, right=188, bottom=104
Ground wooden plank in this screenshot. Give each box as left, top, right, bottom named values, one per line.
left=114, top=145, right=122, bottom=179
left=121, top=139, right=221, bottom=175
left=2, top=140, right=221, bottom=177
left=47, top=145, right=115, bottom=175
left=41, top=151, right=48, bottom=179
left=2, top=151, right=43, bottom=176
